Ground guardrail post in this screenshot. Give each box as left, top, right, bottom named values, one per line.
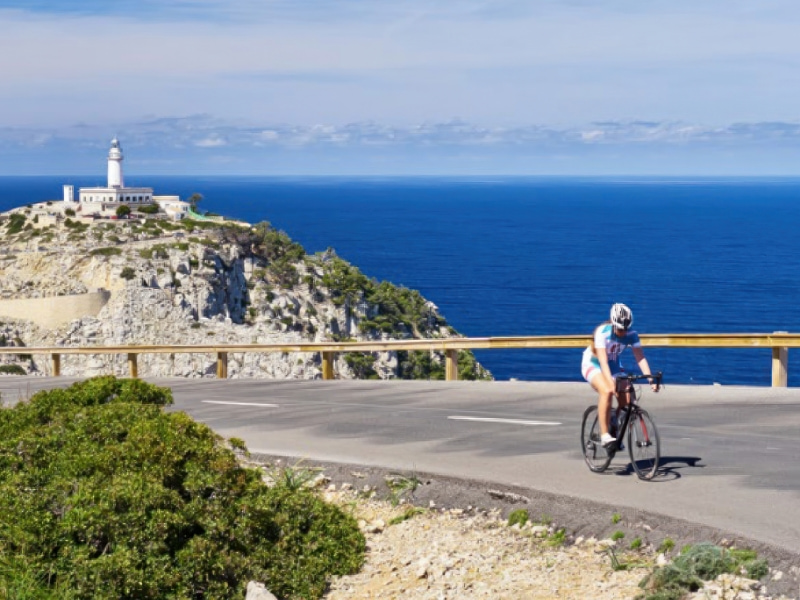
left=127, top=353, right=138, bottom=378
left=445, top=349, right=459, bottom=381
left=322, top=351, right=335, bottom=380
left=216, top=352, right=228, bottom=379
left=52, top=354, right=61, bottom=376
left=772, top=346, right=788, bottom=387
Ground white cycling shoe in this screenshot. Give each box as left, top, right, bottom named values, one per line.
left=600, top=433, right=616, bottom=447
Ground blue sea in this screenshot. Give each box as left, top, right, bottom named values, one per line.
left=2, top=175, right=800, bottom=387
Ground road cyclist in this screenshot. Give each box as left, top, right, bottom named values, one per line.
left=581, top=303, right=660, bottom=449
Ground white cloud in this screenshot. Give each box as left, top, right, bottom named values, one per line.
left=2, top=2, right=800, bottom=128
left=194, top=135, right=227, bottom=148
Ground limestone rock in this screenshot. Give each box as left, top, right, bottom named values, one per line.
left=0, top=213, right=486, bottom=380
left=245, top=581, right=277, bottom=600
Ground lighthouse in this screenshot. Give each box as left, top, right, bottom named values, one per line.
left=76, top=138, right=154, bottom=209
left=107, top=137, right=124, bottom=188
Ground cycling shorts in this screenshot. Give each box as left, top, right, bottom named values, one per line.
left=581, top=347, right=623, bottom=384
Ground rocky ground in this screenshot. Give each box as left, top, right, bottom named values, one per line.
left=249, top=455, right=800, bottom=600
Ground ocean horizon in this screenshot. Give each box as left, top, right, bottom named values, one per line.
left=2, top=174, right=800, bottom=387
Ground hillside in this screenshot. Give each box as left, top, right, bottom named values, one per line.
left=0, top=201, right=490, bottom=380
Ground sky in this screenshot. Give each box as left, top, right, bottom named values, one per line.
left=1, top=0, right=800, bottom=175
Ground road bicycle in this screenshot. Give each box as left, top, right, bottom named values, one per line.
left=580, top=372, right=663, bottom=480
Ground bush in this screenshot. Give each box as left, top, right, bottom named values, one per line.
left=90, top=247, right=122, bottom=257
left=344, top=352, right=379, bottom=379
left=507, top=509, right=529, bottom=527
left=640, top=543, right=770, bottom=600
left=137, top=203, right=160, bottom=215
left=0, top=364, right=26, bottom=375
left=0, top=376, right=365, bottom=599
left=119, top=266, right=136, bottom=281
left=6, top=213, right=26, bottom=235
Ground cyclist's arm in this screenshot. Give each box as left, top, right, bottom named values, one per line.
left=633, top=347, right=659, bottom=391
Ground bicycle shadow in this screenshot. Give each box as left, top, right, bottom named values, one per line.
left=613, top=456, right=704, bottom=481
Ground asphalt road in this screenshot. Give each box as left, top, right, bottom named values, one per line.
left=3, top=377, right=799, bottom=554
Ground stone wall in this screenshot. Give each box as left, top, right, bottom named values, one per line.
left=0, top=290, right=111, bottom=329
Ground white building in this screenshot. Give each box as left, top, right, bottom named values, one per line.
left=64, top=138, right=154, bottom=209
left=155, top=196, right=191, bottom=220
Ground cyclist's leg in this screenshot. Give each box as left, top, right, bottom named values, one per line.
left=583, top=355, right=614, bottom=436
left=615, top=375, right=632, bottom=415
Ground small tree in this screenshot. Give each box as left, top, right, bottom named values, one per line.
left=188, top=193, right=203, bottom=210
left=116, top=204, right=131, bottom=218
left=120, top=266, right=136, bottom=280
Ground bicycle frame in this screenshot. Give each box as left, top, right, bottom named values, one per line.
left=610, top=372, right=662, bottom=453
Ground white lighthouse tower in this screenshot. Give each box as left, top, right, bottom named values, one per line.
left=76, top=138, right=154, bottom=209
left=107, top=137, right=124, bottom=188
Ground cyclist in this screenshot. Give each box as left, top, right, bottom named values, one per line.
left=581, top=303, right=659, bottom=447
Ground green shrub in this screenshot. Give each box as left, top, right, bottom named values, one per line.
left=119, top=266, right=136, bottom=281
left=6, top=213, right=26, bottom=235
left=344, top=352, right=379, bottom=379
left=90, top=247, right=122, bottom=257
left=0, top=376, right=364, bottom=599
left=136, top=203, right=159, bottom=215
left=65, top=208, right=76, bottom=217
left=640, top=543, right=770, bottom=600
left=0, top=364, right=26, bottom=375
left=507, top=509, right=529, bottom=527
left=657, top=538, right=675, bottom=554
left=611, top=530, right=625, bottom=541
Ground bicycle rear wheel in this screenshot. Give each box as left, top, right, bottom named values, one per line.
left=581, top=406, right=613, bottom=472
left=628, top=408, right=660, bottom=480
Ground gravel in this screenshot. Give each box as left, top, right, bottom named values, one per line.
left=248, top=453, right=800, bottom=600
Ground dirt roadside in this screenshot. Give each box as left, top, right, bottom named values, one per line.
left=249, top=453, right=800, bottom=599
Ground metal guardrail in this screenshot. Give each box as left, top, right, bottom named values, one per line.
left=0, top=332, right=795, bottom=386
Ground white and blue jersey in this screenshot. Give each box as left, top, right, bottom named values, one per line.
left=581, top=324, right=641, bottom=382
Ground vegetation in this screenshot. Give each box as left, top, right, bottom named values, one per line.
left=0, top=377, right=365, bottom=599
left=507, top=509, right=529, bottom=528
left=64, top=219, right=89, bottom=234
left=188, top=193, right=203, bottom=210
left=0, top=364, right=26, bottom=375
left=119, top=266, right=136, bottom=281
left=64, top=208, right=76, bottom=217
left=638, top=543, right=769, bottom=600
left=139, top=244, right=169, bottom=260
left=137, top=203, right=159, bottom=215
left=384, top=473, right=421, bottom=507
left=344, top=352, right=379, bottom=379
left=90, top=247, right=122, bottom=257
left=657, top=538, right=676, bottom=554
left=115, top=204, right=131, bottom=218
left=6, top=213, right=26, bottom=235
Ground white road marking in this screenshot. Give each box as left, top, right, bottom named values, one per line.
left=448, top=416, right=561, bottom=426
left=202, top=401, right=279, bottom=408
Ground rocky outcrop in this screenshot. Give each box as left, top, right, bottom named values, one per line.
left=0, top=205, right=490, bottom=380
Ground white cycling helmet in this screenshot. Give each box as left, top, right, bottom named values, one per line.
left=610, top=303, right=633, bottom=329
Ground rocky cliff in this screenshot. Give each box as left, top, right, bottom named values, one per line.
left=0, top=203, right=490, bottom=380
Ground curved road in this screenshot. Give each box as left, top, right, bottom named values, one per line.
left=3, top=378, right=799, bottom=554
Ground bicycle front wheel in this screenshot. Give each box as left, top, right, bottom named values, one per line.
left=581, top=406, right=613, bottom=473
left=628, top=408, right=660, bottom=480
